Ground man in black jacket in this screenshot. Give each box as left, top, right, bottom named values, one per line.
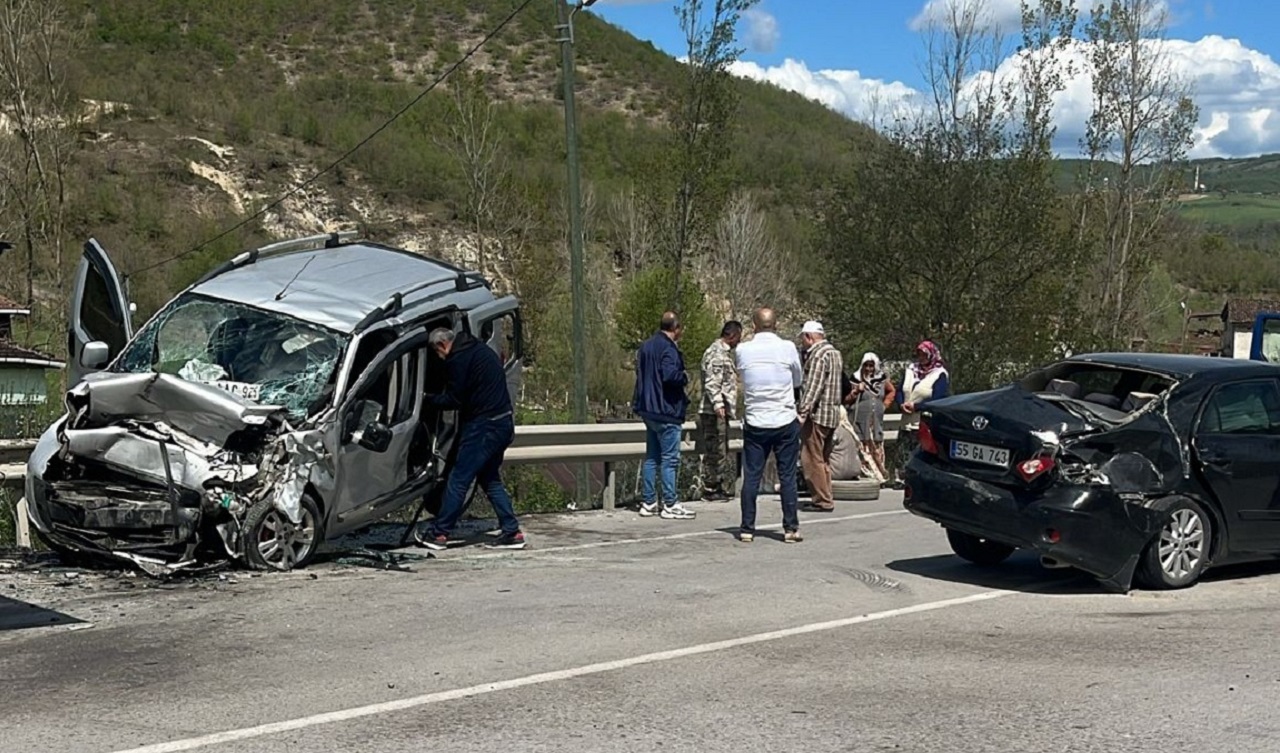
left=418, top=327, right=525, bottom=550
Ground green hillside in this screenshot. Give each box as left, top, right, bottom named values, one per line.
left=1190, top=153, right=1280, bottom=195
left=56, top=0, right=877, bottom=304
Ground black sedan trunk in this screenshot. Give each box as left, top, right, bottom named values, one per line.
left=920, top=386, right=1098, bottom=486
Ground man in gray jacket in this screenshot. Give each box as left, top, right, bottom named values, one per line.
left=696, top=320, right=742, bottom=501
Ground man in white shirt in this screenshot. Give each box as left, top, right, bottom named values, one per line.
left=733, top=307, right=805, bottom=543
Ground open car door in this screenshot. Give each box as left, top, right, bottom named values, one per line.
left=465, top=295, right=523, bottom=404
left=68, top=239, right=133, bottom=385
left=327, top=326, right=433, bottom=537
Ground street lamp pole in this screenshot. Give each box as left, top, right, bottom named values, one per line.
left=556, top=0, right=593, bottom=504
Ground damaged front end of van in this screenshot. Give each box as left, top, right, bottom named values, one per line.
left=24, top=372, right=335, bottom=576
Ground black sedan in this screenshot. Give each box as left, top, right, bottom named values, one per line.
left=903, top=353, right=1280, bottom=592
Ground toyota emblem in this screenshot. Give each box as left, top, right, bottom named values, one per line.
left=972, top=416, right=989, bottom=431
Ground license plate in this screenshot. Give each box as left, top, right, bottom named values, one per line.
left=213, top=381, right=262, bottom=402
left=950, top=440, right=1010, bottom=468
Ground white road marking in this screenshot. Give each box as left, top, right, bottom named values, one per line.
left=446, top=508, right=910, bottom=560
left=109, top=588, right=1013, bottom=753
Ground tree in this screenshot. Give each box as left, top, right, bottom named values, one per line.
left=703, top=189, right=793, bottom=320
left=607, top=185, right=656, bottom=275
left=0, top=0, right=80, bottom=307
left=614, top=264, right=719, bottom=368
left=438, top=68, right=506, bottom=277
left=822, top=0, right=1089, bottom=390
left=1076, top=0, right=1198, bottom=345
left=659, top=0, right=758, bottom=306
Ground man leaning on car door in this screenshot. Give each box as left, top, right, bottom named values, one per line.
left=418, top=327, right=527, bottom=550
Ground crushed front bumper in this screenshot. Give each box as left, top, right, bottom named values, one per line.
left=903, top=455, right=1163, bottom=592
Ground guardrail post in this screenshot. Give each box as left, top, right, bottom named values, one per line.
left=602, top=462, right=616, bottom=511
left=15, top=496, right=31, bottom=549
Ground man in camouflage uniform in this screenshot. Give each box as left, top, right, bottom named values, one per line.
left=697, top=320, right=743, bottom=501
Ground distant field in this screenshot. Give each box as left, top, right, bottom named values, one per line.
left=1176, top=194, right=1280, bottom=226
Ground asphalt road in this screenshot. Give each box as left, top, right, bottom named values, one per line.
left=5, top=492, right=1280, bottom=753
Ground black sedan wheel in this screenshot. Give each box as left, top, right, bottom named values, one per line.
left=1137, top=499, right=1210, bottom=590
left=946, top=528, right=1015, bottom=566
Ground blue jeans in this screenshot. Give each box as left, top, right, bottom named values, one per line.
left=431, top=415, right=521, bottom=536
left=642, top=418, right=682, bottom=506
left=740, top=420, right=801, bottom=534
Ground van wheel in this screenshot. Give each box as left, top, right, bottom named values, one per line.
left=244, top=494, right=322, bottom=571
left=1136, top=499, right=1210, bottom=590
left=946, top=528, right=1015, bottom=566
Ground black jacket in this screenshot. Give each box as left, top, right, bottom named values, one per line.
left=427, top=331, right=512, bottom=423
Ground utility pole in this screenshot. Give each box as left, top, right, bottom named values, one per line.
left=556, top=0, right=593, bottom=506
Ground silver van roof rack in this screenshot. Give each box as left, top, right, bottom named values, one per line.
left=194, top=231, right=360, bottom=285
left=351, top=271, right=490, bottom=334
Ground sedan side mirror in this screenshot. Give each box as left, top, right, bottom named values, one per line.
left=357, top=421, right=393, bottom=453
left=80, top=341, right=110, bottom=370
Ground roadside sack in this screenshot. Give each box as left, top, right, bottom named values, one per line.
left=828, top=413, right=862, bottom=481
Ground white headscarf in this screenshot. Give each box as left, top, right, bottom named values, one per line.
left=859, top=352, right=884, bottom=380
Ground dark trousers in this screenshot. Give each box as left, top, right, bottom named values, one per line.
left=740, top=420, right=802, bottom=534
left=430, top=415, right=520, bottom=536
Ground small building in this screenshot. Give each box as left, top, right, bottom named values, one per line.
left=0, top=294, right=64, bottom=406
left=1221, top=298, right=1280, bottom=359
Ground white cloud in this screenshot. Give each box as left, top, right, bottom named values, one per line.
left=728, top=59, right=922, bottom=128
left=730, top=34, right=1280, bottom=158
left=909, top=0, right=1171, bottom=34
left=742, top=8, right=780, bottom=54
left=910, top=0, right=1027, bottom=33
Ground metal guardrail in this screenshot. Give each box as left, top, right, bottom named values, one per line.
left=1, top=415, right=905, bottom=545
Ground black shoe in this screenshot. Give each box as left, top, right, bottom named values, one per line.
left=701, top=488, right=731, bottom=502
left=485, top=531, right=527, bottom=550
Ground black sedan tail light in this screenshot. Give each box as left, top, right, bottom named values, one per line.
left=919, top=419, right=940, bottom=455
left=1016, top=454, right=1057, bottom=482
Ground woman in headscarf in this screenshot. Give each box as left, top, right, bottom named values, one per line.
left=845, top=352, right=895, bottom=480
left=893, top=340, right=951, bottom=477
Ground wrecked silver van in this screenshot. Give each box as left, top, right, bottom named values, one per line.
left=24, top=233, right=522, bottom=575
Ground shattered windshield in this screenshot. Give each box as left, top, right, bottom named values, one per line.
left=114, top=293, right=348, bottom=420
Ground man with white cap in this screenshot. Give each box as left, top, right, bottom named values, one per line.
left=798, top=320, right=844, bottom=512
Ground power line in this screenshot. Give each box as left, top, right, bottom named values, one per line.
left=131, top=0, right=538, bottom=276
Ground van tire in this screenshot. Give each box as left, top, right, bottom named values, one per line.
left=243, top=494, right=323, bottom=571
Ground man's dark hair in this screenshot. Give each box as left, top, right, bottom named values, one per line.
left=721, top=320, right=743, bottom=339
left=659, top=311, right=681, bottom=332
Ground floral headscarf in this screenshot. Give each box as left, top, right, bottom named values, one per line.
left=911, top=340, right=944, bottom=378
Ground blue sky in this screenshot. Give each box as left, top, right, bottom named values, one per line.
left=591, top=0, right=1280, bottom=158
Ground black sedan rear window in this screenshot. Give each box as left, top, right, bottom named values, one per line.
left=1019, top=363, right=1175, bottom=414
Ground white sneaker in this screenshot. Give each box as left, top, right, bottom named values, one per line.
left=660, top=503, right=697, bottom=520
left=639, top=502, right=659, bottom=517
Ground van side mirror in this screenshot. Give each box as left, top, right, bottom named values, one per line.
left=80, top=341, right=110, bottom=370
left=357, top=421, right=393, bottom=453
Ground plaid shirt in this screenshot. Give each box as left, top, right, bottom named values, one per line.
left=699, top=339, right=737, bottom=416
left=799, top=340, right=844, bottom=428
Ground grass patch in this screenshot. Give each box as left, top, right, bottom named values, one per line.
left=1177, top=194, right=1280, bottom=226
